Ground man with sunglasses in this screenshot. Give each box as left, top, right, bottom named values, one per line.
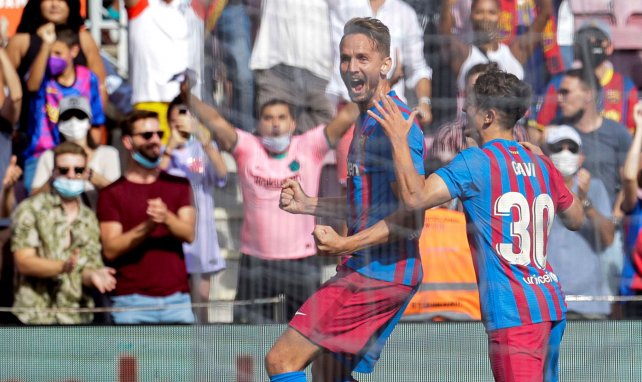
left=11, top=141, right=116, bottom=324
left=97, top=110, right=196, bottom=324
left=544, top=125, right=614, bottom=319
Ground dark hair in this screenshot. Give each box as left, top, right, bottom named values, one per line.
left=259, top=99, right=295, bottom=119
left=471, top=0, right=500, bottom=10
left=564, top=68, right=602, bottom=94
left=342, top=17, right=391, bottom=57
left=167, top=96, right=186, bottom=121
left=53, top=141, right=87, bottom=163
left=54, top=25, right=80, bottom=47
left=465, top=62, right=499, bottom=86
left=16, top=0, right=85, bottom=34
left=121, top=110, right=159, bottom=136
left=471, top=69, right=532, bottom=129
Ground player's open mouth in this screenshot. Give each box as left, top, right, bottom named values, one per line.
left=350, top=78, right=365, bottom=93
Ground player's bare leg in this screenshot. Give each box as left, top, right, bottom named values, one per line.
left=266, top=327, right=322, bottom=377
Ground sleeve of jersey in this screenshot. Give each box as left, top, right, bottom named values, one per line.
left=546, top=159, right=573, bottom=212
left=96, top=187, right=119, bottom=223
left=434, top=151, right=473, bottom=200
left=232, top=128, right=251, bottom=161
left=89, top=72, right=106, bottom=125
left=176, top=178, right=193, bottom=209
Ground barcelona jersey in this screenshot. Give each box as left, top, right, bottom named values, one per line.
left=436, top=139, right=574, bottom=330
left=345, top=91, right=425, bottom=287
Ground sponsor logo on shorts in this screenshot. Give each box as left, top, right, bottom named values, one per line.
left=523, top=271, right=559, bottom=285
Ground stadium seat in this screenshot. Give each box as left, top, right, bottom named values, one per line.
left=569, top=0, right=616, bottom=27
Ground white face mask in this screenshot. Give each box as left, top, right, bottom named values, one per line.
left=550, top=150, right=581, bottom=177
left=261, top=133, right=292, bottom=154
left=58, top=117, right=90, bottom=141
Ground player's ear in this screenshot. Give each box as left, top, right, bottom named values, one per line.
left=483, top=109, right=495, bottom=128
left=380, top=56, right=392, bottom=76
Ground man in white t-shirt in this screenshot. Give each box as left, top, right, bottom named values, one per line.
left=125, top=0, right=203, bottom=143
left=181, top=82, right=358, bottom=323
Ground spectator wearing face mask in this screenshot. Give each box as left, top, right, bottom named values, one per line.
left=180, top=81, right=358, bottom=324
left=545, top=125, right=614, bottom=319
left=21, top=25, right=105, bottom=193
left=31, top=96, right=119, bottom=210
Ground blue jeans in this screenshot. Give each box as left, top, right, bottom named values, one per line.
left=214, top=4, right=255, bottom=132
left=111, top=292, right=195, bottom=324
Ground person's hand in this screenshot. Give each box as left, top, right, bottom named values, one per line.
left=61, top=251, right=78, bottom=274
left=634, top=102, right=642, bottom=131
left=576, top=168, right=591, bottom=201
left=89, top=267, right=117, bottom=293
left=368, top=93, right=419, bottom=144
left=179, top=77, right=192, bottom=106
left=416, top=102, right=433, bottom=127
left=2, top=156, right=22, bottom=188
left=195, top=124, right=212, bottom=147
left=147, top=198, right=169, bottom=224
left=279, top=179, right=309, bottom=214
left=313, top=225, right=350, bottom=256
left=36, top=22, right=56, bottom=45
left=519, top=141, right=544, bottom=156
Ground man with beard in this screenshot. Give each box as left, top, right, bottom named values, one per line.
left=97, top=110, right=196, bottom=324
left=556, top=68, right=631, bottom=208
left=180, top=74, right=358, bottom=324
left=266, top=17, right=425, bottom=382
left=324, top=69, right=584, bottom=381
left=534, top=20, right=639, bottom=133
left=440, top=0, right=552, bottom=96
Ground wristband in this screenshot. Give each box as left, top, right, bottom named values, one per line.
left=418, top=96, right=432, bottom=106
left=581, top=198, right=593, bottom=211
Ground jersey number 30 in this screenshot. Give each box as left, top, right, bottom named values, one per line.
left=493, top=192, right=554, bottom=269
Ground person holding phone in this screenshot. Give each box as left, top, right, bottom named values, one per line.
left=160, top=96, right=228, bottom=323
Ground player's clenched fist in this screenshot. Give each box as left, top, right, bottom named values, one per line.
left=280, top=179, right=308, bottom=214
left=313, top=225, right=349, bottom=257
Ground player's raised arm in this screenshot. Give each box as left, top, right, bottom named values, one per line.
left=368, top=94, right=452, bottom=210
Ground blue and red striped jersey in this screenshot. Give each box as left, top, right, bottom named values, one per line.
left=435, top=139, right=574, bottom=330
left=345, top=91, right=426, bottom=287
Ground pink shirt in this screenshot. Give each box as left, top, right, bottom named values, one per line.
left=234, top=126, right=330, bottom=260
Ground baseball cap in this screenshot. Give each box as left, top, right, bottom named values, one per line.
left=577, top=19, right=611, bottom=42
left=546, top=125, right=582, bottom=147
left=59, top=95, right=92, bottom=119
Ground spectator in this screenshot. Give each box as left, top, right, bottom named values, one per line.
left=534, top=20, right=639, bottom=133
left=21, top=25, right=105, bottom=193
left=160, top=97, right=228, bottom=323
left=182, top=80, right=358, bottom=323
left=31, top=95, right=120, bottom=209
left=11, top=141, right=116, bottom=324
left=250, top=0, right=334, bottom=133
left=6, top=0, right=107, bottom=144
left=125, top=0, right=203, bottom=144
left=545, top=125, right=614, bottom=319
left=0, top=41, right=22, bottom=186
left=555, top=68, right=631, bottom=207
left=209, top=0, right=255, bottom=132
left=555, top=68, right=631, bottom=306
left=327, top=0, right=433, bottom=127
left=620, top=102, right=642, bottom=318
left=440, top=0, right=552, bottom=98
left=97, top=110, right=196, bottom=324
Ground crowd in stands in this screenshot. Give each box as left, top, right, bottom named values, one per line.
left=0, top=0, right=642, bottom=325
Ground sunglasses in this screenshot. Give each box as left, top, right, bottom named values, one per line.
left=59, top=110, right=90, bottom=121
left=57, top=166, right=86, bottom=175
left=133, top=131, right=165, bottom=140
left=549, top=141, right=580, bottom=154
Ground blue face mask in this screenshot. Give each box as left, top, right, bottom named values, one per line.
left=52, top=177, right=85, bottom=199
left=132, top=151, right=161, bottom=169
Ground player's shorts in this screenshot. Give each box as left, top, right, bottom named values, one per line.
left=290, top=264, right=417, bottom=373
left=488, top=319, right=566, bottom=382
